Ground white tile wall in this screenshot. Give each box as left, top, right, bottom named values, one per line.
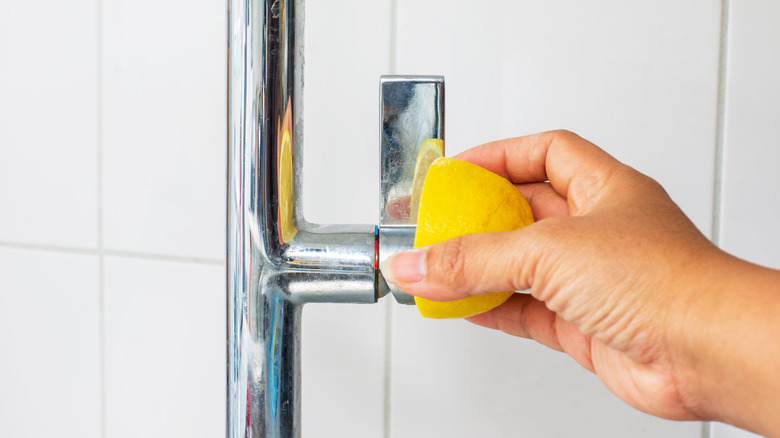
left=101, top=0, right=226, bottom=260
left=301, top=302, right=388, bottom=438
left=0, top=248, right=101, bottom=438
left=0, top=0, right=99, bottom=248
left=302, top=0, right=392, bottom=225
left=0, top=0, right=775, bottom=437
left=103, top=256, right=224, bottom=438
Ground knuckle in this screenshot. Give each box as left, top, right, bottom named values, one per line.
left=522, top=219, right=568, bottom=262
left=548, top=129, right=581, bottom=141
left=428, top=236, right=468, bottom=287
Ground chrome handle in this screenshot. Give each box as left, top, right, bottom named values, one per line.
left=377, top=75, right=445, bottom=304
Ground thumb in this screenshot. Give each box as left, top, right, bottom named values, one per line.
left=381, top=227, right=543, bottom=301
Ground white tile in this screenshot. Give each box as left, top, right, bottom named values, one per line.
left=396, top=0, right=722, bottom=234
left=711, top=423, right=763, bottom=438
left=103, top=257, right=224, bottom=438
left=0, top=248, right=101, bottom=438
left=101, top=0, right=226, bottom=259
left=720, top=1, right=780, bottom=268
left=302, top=301, right=387, bottom=438
left=0, top=1, right=98, bottom=248
left=302, top=0, right=392, bottom=225
left=390, top=304, right=701, bottom=437
left=299, top=4, right=391, bottom=436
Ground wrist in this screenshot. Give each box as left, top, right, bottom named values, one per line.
left=673, top=250, right=780, bottom=435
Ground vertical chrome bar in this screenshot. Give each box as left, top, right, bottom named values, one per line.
left=228, top=0, right=303, bottom=436
left=228, top=0, right=378, bottom=437
left=227, top=0, right=258, bottom=434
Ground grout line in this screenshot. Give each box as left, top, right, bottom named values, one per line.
left=95, top=0, right=107, bottom=433
left=705, top=1, right=731, bottom=437
left=0, top=241, right=225, bottom=266
left=384, top=3, right=398, bottom=436
left=711, top=0, right=731, bottom=249
left=383, top=299, right=393, bottom=438
left=98, top=248, right=107, bottom=438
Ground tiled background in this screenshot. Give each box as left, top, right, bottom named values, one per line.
left=0, top=0, right=775, bottom=437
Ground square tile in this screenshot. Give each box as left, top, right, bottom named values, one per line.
left=0, top=248, right=101, bottom=437
left=396, top=0, right=722, bottom=234
left=0, top=0, right=99, bottom=248
left=719, top=0, right=780, bottom=268
left=390, top=304, right=701, bottom=437
left=101, top=0, right=226, bottom=259
left=302, top=0, right=392, bottom=226
left=103, top=257, right=224, bottom=438
left=302, top=301, right=387, bottom=438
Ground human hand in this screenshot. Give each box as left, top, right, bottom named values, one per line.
left=382, top=130, right=780, bottom=434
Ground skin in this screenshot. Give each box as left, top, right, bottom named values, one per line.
left=383, top=130, right=780, bottom=437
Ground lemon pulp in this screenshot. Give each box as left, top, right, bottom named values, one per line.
left=410, top=138, right=444, bottom=222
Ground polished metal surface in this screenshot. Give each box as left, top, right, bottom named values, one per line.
left=378, top=76, right=444, bottom=303
left=379, top=76, right=445, bottom=226
left=228, top=1, right=444, bottom=436
left=376, top=226, right=416, bottom=303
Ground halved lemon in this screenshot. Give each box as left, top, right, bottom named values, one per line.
left=414, top=157, right=535, bottom=319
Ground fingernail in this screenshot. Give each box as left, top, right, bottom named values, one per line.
left=381, top=249, right=426, bottom=285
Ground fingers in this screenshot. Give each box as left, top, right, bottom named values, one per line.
left=453, top=134, right=551, bottom=183
left=382, top=226, right=543, bottom=301
left=516, top=182, right=568, bottom=220
left=466, top=294, right=563, bottom=351
left=467, top=294, right=596, bottom=373
left=454, top=130, right=624, bottom=215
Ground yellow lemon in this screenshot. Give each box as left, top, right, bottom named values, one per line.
left=410, top=138, right=444, bottom=222
left=414, top=156, right=534, bottom=319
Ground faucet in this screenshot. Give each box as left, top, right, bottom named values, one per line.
left=227, top=1, right=443, bottom=436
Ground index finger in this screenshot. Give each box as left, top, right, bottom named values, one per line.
left=453, top=130, right=622, bottom=208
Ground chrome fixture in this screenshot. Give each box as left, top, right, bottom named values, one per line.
left=227, top=0, right=444, bottom=436
left=378, top=76, right=444, bottom=304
